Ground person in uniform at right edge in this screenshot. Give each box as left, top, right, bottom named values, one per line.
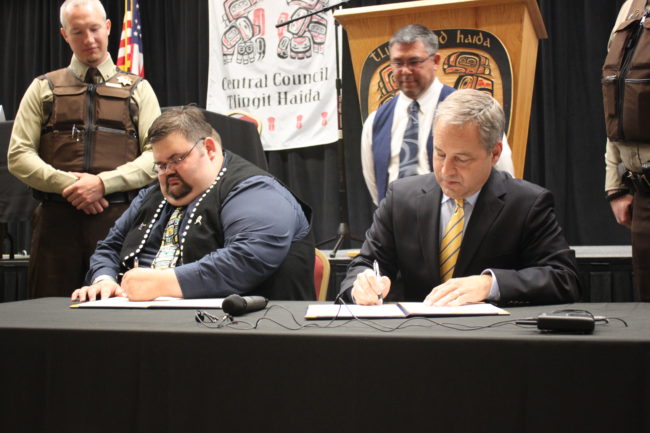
left=602, top=0, right=650, bottom=300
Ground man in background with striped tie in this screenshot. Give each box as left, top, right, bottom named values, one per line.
left=361, top=24, right=514, bottom=206
left=339, top=89, right=579, bottom=306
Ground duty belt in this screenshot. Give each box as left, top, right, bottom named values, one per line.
left=33, top=190, right=138, bottom=204
left=624, top=170, right=650, bottom=194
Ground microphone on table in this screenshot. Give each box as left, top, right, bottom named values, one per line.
left=222, top=294, right=268, bottom=316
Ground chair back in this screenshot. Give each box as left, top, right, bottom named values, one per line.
left=161, top=106, right=268, bottom=170
left=314, top=248, right=330, bottom=301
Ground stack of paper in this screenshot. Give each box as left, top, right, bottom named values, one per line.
left=304, top=302, right=508, bottom=319
left=70, top=297, right=224, bottom=309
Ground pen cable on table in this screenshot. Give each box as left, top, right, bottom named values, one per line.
left=195, top=303, right=523, bottom=332
left=194, top=302, right=628, bottom=332
left=195, top=304, right=354, bottom=330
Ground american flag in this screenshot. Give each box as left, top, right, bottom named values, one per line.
left=116, top=0, right=145, bottom=77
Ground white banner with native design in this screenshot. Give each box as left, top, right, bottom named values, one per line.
left=207, top=0, right=338, bottom=150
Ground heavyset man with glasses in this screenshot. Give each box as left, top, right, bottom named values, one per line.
left=361, top=24, right=514, bottom=205
left=7, top=0, right=161, bottom=298
left=71, top=106, right=315, bottom=302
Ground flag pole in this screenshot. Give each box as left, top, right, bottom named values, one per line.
left=125, top=0, right=131, bottom=69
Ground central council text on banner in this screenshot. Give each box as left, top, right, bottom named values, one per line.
left=222, top=67, right=330, bottom=109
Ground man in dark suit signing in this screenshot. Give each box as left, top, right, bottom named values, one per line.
left=339, top=89, right=580, bottom=306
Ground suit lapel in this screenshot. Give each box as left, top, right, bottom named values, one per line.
left=417, top=175, right=442, bottom=282
left=455, top=169, right=506, bottom=276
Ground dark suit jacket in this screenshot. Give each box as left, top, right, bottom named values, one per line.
left=339, top=169, right=580, bottom=306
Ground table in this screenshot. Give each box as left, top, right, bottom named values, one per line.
left=1, top=298, right=649, bottom=433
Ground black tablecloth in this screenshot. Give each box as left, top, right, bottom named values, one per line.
left=1, top=298, right=649, bottom=433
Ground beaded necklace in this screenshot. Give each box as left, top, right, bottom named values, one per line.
left=121, top=165, right=228, bottom=268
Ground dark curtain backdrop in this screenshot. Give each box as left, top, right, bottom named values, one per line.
left=0, top=0, right=630, bottom=253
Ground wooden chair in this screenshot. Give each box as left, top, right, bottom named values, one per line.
left=314, top=248, right=331, bottom=301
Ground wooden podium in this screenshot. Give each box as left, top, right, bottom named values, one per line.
left=334, top=0, right=547, bottom=178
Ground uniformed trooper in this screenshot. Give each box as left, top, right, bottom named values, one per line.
left=8, top=0, right=161, bottom=298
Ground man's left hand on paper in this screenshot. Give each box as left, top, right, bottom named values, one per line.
left=71, top=278, right=126, bottom=302
left=424, top=274, right=492, bottom=306
left=71, top=268, right=184, bottom=302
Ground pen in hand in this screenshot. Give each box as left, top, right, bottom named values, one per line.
left=373, top=260, right=383, bottom=304
left=120, top=257, right=138, bottom=298
left=117, top=257, right=138, bottom=297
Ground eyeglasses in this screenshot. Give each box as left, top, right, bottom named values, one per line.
left=390, top=55, right=434, bottom=70
left=153, top=137, right=206, bottom=173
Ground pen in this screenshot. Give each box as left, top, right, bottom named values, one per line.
left=373, top=260, right=383, bottom=304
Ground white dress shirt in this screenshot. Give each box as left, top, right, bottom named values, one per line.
left=361, top=78, right=514, bottom=205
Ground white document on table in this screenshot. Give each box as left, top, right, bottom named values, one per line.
left=70, top=296, right=224, bottom=309
left=305, top=302, right=508, bottom=319
left=305, top=303, right=406, bottom=319
left=398, top=302, right=509, bottom=316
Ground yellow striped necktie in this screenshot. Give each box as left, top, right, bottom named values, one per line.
left=440, top=199, right=465, bottom=282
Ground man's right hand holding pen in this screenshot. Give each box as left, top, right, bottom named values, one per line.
left=350, top=260, right=391, bottom=305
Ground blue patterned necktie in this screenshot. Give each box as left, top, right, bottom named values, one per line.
left=399, top=100, right=420, bottom=178
left=152, top=207, right=185, bottom=269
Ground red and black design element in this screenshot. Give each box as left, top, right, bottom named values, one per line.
left=228, top=110, right=263, bottom=134
left=375, top=63, right=399, bottom=107
left=276, top=0, right=329, bottom=60
left=443, top=51, right=494, bottom=94
left=221, top=0, right=266, bottom=65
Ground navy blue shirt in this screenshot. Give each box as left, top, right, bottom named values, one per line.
left=87, top=174, right=310, bottom=298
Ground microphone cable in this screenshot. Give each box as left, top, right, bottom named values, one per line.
left=194, top=302, right=629, bottom=333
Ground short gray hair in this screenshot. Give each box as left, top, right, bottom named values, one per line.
left=389, top=24, right=438, bottom=55
left=60, top=0, right=107, bottom=29
left=434, top=89, right=505, bottom=151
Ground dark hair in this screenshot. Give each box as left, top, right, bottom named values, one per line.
left=147, top=106, right=221, bottom=146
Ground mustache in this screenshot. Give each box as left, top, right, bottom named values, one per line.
left=166, top=173, right=183, bottom=183
left=164, top=173, right=192, bottom=200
